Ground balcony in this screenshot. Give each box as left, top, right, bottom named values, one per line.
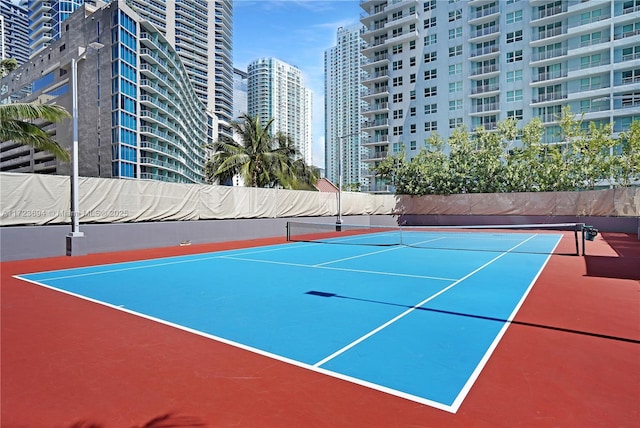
left=471, top=84, right=500, bottom=96
left=471, top=103, right=500, bottom=114
left=532, top=93, right=568, bottom=104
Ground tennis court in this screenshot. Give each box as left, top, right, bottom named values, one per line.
left=2, top=223, right=639, bottom=427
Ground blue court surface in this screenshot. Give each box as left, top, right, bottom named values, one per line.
left=17, top=230, right=562, bottom=413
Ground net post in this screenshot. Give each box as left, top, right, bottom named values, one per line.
left=581, top=223, right=586, bottom=256
left=286, top=222, right=290, bottom=242
left=574, top=224, right=579, bottom=256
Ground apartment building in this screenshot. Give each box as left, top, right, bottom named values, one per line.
left=359, top=0, right=640, bottom=193
left=247, top=57, right=313, bottom=166
left=28, top=0, right=84, bottom=57
left=324, top=25, right=369, bottom=191
left=126, top=0, right=234, bottom=143
left=0, top=1, right=208, bottom=183
left=1, top=0, right=30, bottom=65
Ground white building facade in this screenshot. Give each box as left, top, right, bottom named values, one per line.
left=324, top=26, right=369, bottom=191
left=359, top=0, right=640, bottom=193
left=247, top=57, right=313, bottom=166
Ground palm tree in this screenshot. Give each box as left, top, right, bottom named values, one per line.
left=206, top=114, right=297, bottom=187
left=0, top=58, right=18, bottom=77
left=0, top=102, right=71, bottom=161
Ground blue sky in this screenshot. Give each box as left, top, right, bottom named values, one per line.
left=233, top=1, right=362, bottom=168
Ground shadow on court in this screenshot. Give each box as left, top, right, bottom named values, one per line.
left=306, top=290, right=640, bottom=345
left=585, top=233, right=640, bottom=281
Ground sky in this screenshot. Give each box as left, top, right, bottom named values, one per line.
left=233, top=1, right=363, bottom=169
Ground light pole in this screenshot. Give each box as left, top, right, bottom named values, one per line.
left=66, top=42, right=103, bottom=255
left=336, top=131, right=361, bottom=231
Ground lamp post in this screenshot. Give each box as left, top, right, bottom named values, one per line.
left=336, top=131, right=361, bottom=231
left=66, top=42, right=103, bottom=255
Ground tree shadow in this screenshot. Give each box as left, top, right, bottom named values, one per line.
left=306, top=290, right=639, bottom=344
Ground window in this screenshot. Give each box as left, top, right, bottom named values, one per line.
left=410, top=124, right=417, bottom=134
left=392, top=60, right=403, bottom=70
left=622, top=69, right=640, bottom=83
left=507, top=90, right=523, bottom=102
left=449, top=117, right=463, bottom=128
left=507, top=30, right=523, bottom=43
left=580, top=8, right=602, bottom=25
left=392, top=44, right=403, bottom=54
left=393, top=126, right=403, bottom=136
left=409, top=107, right=416, bottom=117
left=449, top=99, right=463, bottom=111
left=448, top=63, right=462, bottom=75
left=393, top=93, right=403, bottom=103
left=449, top=9, right=462, bottom=22
left=424, top=86, right=437, bottom=97
left=449, top=45, right=462, bottom=57
left=410, top=56, right=416, bottom=67
left=424, top=17, right=436, bottom=29
left=424, top=0, right=436, bottom=11
left=410, top=141, right=417, bottom=150
left=622, top=46, right=640, bottom=61
left=580, top=32, right=602, bottom=47
left=425, top=121, right=437, bottom=131
left=424, top=34, right=437, bottom=46
left=449, top=27, right=462, bottom=39
left=424, top=69, right=437, bottom=80
left=506, top=70, right=523, bottom=82
left=506, top=50, right=523, bottom=62
left=393, top=109, right=403, bottom=119
left=449, top=81, right=462, bottom=93
left=424, top=51, right=437, bottom=63
left=580, top=54, right=602, bottom=69
left=392, top=76, right=403, bottom=87
left=409, top=73, right=416, bottom=84
left=580, top=76, right=601, bottom=90
left=410, top=90, right=416, bottom=100
left=506, top=10, right=522, bottom=24
left=424, top=103, right=438, bottom=114
left=507, top=109, right=523, bottom=120
left=621, top=22, right=640, bottom=37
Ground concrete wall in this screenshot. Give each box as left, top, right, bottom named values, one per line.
left=2, top=214, right=636, bottom=262
left=0, top=215, right=400, bottom=261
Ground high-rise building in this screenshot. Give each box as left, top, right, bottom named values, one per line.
left=126, top=0, right=234, bottom=143
left=359, top=0, right=640, bottom=193
left=233, top=67, right=248, bottom=121
left=1, top=0, right=30, bottom=65
left=28, top=0, right=84, bottom=57
left=324, top=26, right=368, bottom=191
left=247, top=57, right=313, bottom=165
left=0, top=1, right=208, bottom=183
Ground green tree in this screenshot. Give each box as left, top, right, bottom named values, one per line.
left=559, top=106, right=616, bottom=189
left=614, top=120, right=640, bottom=187
left=0, top=58, right=18, bottom=77
left=271, top=132, right=320, bottom=190
left=0, top=103, right=71, bottom=161
left=205, top=114, right=315, bottom=188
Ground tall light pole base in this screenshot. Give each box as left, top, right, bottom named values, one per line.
left=66, top=233, right=87, bottom=256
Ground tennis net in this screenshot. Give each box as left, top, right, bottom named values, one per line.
left=286, top=221, right=590, bottom=256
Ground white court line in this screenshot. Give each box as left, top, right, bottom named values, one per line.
left=15, top=274, right=458, bottom=412
left=219, top=255, right=457, bottom=282
left=314, top=237, right=448, bottom=267
left=17, top=242, right=317, bottom=282
left=312, top=234, right=538, bottom=368
left=447, top=234, right=561, bottom=413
